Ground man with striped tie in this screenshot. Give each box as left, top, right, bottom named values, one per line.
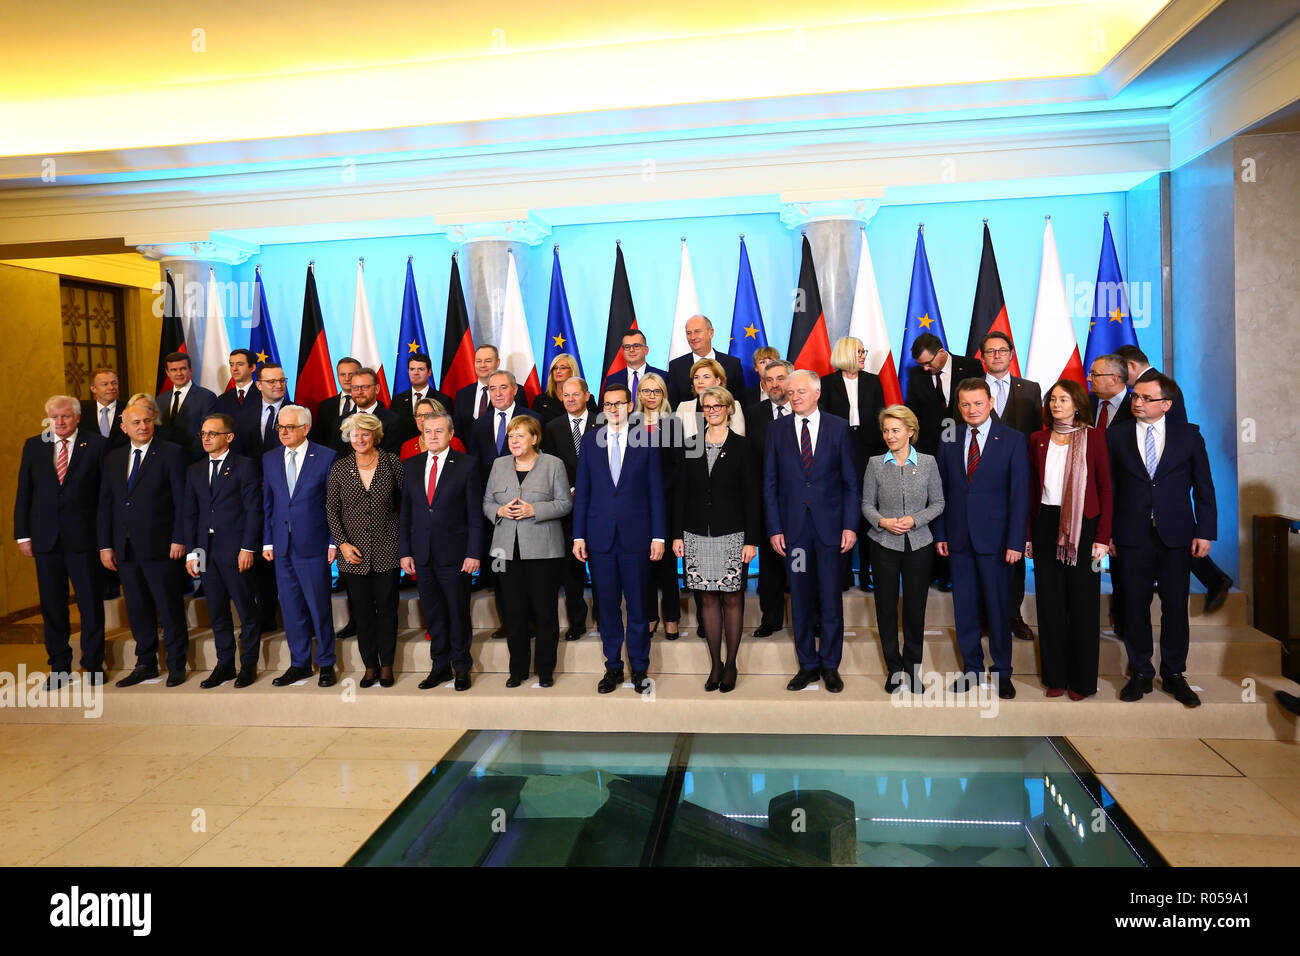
left=542, top=376, right=599, bottom=641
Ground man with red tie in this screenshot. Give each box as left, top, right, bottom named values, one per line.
left=211, top=349, right=259, bottom=419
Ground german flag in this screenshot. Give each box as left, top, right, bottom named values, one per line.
left=787, top=236, right=831, bottom=374
left=294, top=263, right=335, bottom=413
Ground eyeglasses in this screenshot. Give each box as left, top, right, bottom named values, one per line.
left=1088, top=370, right=1121, bottom=379
left=639, top=387, right=663, bottom=396
left=198, top=431, right=232, bottom=438
left=275, top=423, right=308, bottom=431
left=602, top=402, right=628, bottom=411
left=1130, top=394, right=1168, bottom=405
left=983, top=348, right=1012, bottom=357
left=622, top=343, right=647, bottom=352
left=260, top=378, right=286, bottom=386
left=701, top=404, right=726, bottom=413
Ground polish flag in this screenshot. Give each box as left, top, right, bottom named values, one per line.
left=847, top=231, right=902, bottom=406
left=500, top=249, right=542, bottom=404
left=199, top=267, right=232, bottom=393
left=667, top=239, right=699, bottom=363
left=351, top=259, right=391, bottom=406
left=1026, top=219, right=1086, bottom=389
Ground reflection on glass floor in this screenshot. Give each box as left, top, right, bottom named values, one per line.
left=349, top=732, right=1162, bottom=867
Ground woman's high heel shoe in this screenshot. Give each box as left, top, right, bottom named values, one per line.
left=705, top=663, right=723, bottom=692
left=719, top=662, right=737, bottom=693
left=665, top=623, right=679, bottom=641
left=379, top=666, right=394, bottom=688
left=360, top=668, right=379, bottom=688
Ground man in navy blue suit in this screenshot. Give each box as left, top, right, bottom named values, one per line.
left=573, top=383, right=665, bottom=694
left=156, top=351, right=217, bottom=462
left=261, top=404, right=338, bottom=687
left=211, top=349, right=259, bottom=419
left=184, top=413, right=263, bottom=688
left=15, top=395, right=106, bottom=689
left=453, top=345, right=502, bottom=442
left=666, top=315, right=745, bottom=407
left=603, top=328, right=667, bottom=399
left=1108, top=372, right=1217, bottom=708
left=234, top=362, right=291, bottom=632
left=762, top=369, right=860, bottom=693
left=399, top=411, right=483, bottom=691
left=98, top=394, right=190, bottom=687
left=934, top=378, right=1029, bottom=699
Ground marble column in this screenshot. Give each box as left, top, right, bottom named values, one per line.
left=780, top=199, right=881, bottom=346
left=444, top=217, right=550, bottom=350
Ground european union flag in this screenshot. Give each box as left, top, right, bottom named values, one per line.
left=898, top=227, right=949, bottom=384
left=728, top=238, right=769, bottom=393
left=249, top=268, right=281, bottom=372
left=393, top=257, right=430, bottom=394
left=1083, top=215, right=1138, bottom=389
left=543, top=247, right=584, bottom=381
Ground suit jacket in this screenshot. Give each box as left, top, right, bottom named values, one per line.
left=183, top=452, right=263, bottom=563
left=322, top=403, right=401, bottom=455
left=80, top=400, right=127, bottom=450
left=1107, top=419, right=1215, bottom=549
left=157, top=384, right=217, bottom=461
left=211, top=383, right=259, bottom=421
left=469, top=403, right=542, bottom=480
left=98, top=439, right=187, bottom=558
left=905, top=353, right=985, bottom=455
left=453, top=381, right=492, bottom=443
left=1028, top=428, right=1114, bottom=547
left=1136, top=366, right=1188, bottom=425
left=860, top=450, right=945, bottom=552
left=15, top=429, right=105, bottom=553
left=482, top=453, right=573, bottom=560
left=311, top=392, right=354, bottom=447
left=234, top=397, right=292, bottom=468
left=261, top=441, right=337, bottom=557
left=819, top=370, right=887, bottom=459
left=604, top=364, right=668, bottom=398
left=532, top=391, right=597, bottom=426
left=326, top=450, right=403, bottom=574
left=1091, top=390, right=1135, bottom=429
left=542, top=412, right=599, bottom=488
left=988, top=375, right=1043, bottom=443
left=398, top=449, right=484, bottom=567
left=390, top=387, right=455, bottom=445
left=572, top=425, right=665, bottom=552
left=762, top=412, right=860, bottom=548
left=667, top=351, right=745, bottom=407
left=672, top=430, right=761, bottom=544
left=933, top=419, right=1030, bottom=556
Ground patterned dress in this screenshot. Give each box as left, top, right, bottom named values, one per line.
left=682, top=440, right=746, bottom=592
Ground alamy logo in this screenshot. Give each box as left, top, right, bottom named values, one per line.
left=50, top=886, right=151, bottom=936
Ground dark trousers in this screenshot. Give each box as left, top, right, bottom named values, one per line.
left=35, top=549, right=105, bottom=672
left=1032, top=508, right=1100, bottom=695
left=274, top=545, right=335, bottom=668
left=950, top=549, right=1012, bottom=678
left=1119, top=524, right=1193, bottom=680
left=786, top=526, right=845, bottom=670
left=118, top=554, right=189, bottom=673
left=342, top=569, right=400, bottom=669
left=417, top=562, right=473, bottom=674
left=590, top=531, right=652, bottom=672
left=647, top=552, right=680, bottom=624
left=756, top=536, right=787, bottom=629
left=869, top=537, right=932, bottom=682
left=501, top=556, right=563, bottom=678
left=253, top=551, right=279, bottom=629
left=1010, top=557, right=1026, bottom=619
left=200, top=556, right=262, bottom=670
left=561, top=549, right=591, bottom=633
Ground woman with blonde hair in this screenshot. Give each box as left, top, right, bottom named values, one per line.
left=676, top=358, right=746, bottom=439
left=533, top=353, right=595, bottom=425
left=636, top=372, right=682, bottom=640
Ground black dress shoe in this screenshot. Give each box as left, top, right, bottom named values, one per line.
left=506, top=675, right=524, bottom=688
left=565, top=627, right=583, bottom=641
left=1162, top=674, right=1201, bottom=708
left=379, top=666, right=394, bottom=688
left=115, top=665, right=159, bottom=688
left=83, top=670, right=106, bottom=686
left=885, top=674, right=904, bottom=694
left=950, top=673, right=978, bottom=694
left=1119, top=674, right=1153, bottom=701
left=260, top=618, right=279, bottom=633
left=492, top=627, right=506, bottom=640
left=597, top=669, right=624, bottom=694
left=822, top=668, right=844, bottom=693
left=1204, top=575, right=1233, bottom=615
left=166, top=670, right=186, bottom=687
left=719, top=663, right=737, bottom=693
left=418, top=666, right=453, bottom=689
left=631, top=671, right=652, bottom=694
left=359, top=668, right=379, bottom=689
left=318, top=665, right=337, bottom=688
left=1011, top=616, right=1034, bottom=641
left=453, top=672, right=471, bottom=691
left=754, top=624, right=780, bottom=638
left=538, top=674, right=554, bottom=688
left=42, top=672, right=72, bottom=692
left=234, top=667, right=256, bottom=688
left=337, top=620, right=357, bottom=639
left=1275, top=690, right=1300, bottom=716
left=664, top=627, right=679, bottom=641
left=786, top=668, right=820, bottom=691
left=997, top=676, right=1016, bottom=699
left=199, top=664, right=236, bottom=689
left=271, top=664, right=313, bottom=687
left=705, top=664, right=723, bottom=692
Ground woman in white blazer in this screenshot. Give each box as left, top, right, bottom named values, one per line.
left=676, top=357, right=746, bottom=440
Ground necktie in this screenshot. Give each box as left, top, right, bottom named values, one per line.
left=966, top=427, right=981, bottom=481
left=477, top=386, right=488, bottom=418
left=286, top=450, right=298, bottom=496
left=56, top=439, right=68, bottom=485
left=426, top=454, right=438, bottom=505
left=1144, top=425, right=1158, bottom=478
left=1096, top=401, right=1109, bottom=430
left=209, top=458, right=219, bottom=487
left=572, top=419, right=583, bottom=457
left=496, top=411, right=507, bottom=454
left=99, top=406, right=110, bottom=437
left=800, top=419, right=813, bottom=473
left=342, top=397, right=355, bottom=419
left=264, top=406, right=276, bottom=447
left=127, top=448, right=142, bottom=492
left=237, top=387, right=245, bottom=405
left=609, top=430, right=622, bottom=485
left=631, top=370, right=639, bottom=398
left=995, top=379, right=1007, bottom=417
left=777, top=406, right=787, bottom=418
left=170, top=389, right=181, bottom=422
left=413, top=392, right=423, bottom=415
left=934, top=373, right=945, bottom=407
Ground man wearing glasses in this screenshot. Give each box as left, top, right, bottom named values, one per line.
left=1107, top=373, right=1216, bottom=708
left=603, top=329, right=667, bottom=400
left=1088, top=354, right=1133, bottom=429
left=261, top=404, right=339, bottom=687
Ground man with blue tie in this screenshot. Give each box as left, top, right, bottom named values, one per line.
left=261, top=404, right=338, bottom=687
left=184, top=413, right=263, bottom=688
left=81, top=367, right=127, bottom=451
left=98, top=394, right=190, bottom=687
left=1107, top=373, right=1216, bottom=708
left=934, top=379, right=1029, bottom=699
left=573, top=383, right=665, bottom=694
left=603, top=329, right=667, bottom=399
left=15, top=396, right=107, bottom=689
left=763, top=369, right=860, bottom=693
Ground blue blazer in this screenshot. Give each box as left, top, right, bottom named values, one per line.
left=157, top=384, right=217, bottom=460
left=762, top=412, right=860, bottom=548
left=261, top=441, right=336, bottom=556
left=1107, top=419, right=1216, bottom=549
left=468, top=403, right=541, bottom=480
left=14, top=429, right=105, bottom=553
left=933, top=420, right=1029, bottom=555
left=98, top=439, right=187, bottom=558
left=183, top=453, right=263, bottom=562
left=398, top=449, right=484, bottom=567
left=572, top=426, right=665, bottom=552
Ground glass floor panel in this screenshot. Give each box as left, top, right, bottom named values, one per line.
left=348, top=732, right=1163, bottom=867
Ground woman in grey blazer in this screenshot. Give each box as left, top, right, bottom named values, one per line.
left=483, top=414, right=573, bottom=687
left=861, top=405, right=944, bottom=694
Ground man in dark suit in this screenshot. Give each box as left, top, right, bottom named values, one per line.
left=98, top=393, right=190, bottom=687
left=1107, top=373, right=1217, bottom=708
left=82, top=366, right=127, bottom=451
left=262, top=403, right=338, bottom=687
left=1089, top=352, right=1134, bottom=636
left=542, top=376, right=599, bottom=640
left=234, top=362, right=292, bottom=469
left=399, top=411, right=483, bottom=691
left=331, top=367, right=400, bottom=454
left=746, top=359, right=793, bottom=636
left=666, top=315, right=746, bottom=407
left=933, top=378, right=1029, bottom=700
left=603, top=328, right=667, bottom=399
left=905, top=332, right=985, bottom=457
left=311, top=356, right=361, bottom=447
left=453, top=345, right=501, bottom=441
left=211, top=349, right=259, bottom=419
left=15, top=396, right=107, bottom=688
left=391, top=353, right=454, bottom=446
left=763, top=369, right=860, bottom=693
left=156, top=351, right=217, bottom=461
left=183, top=412, right=263, bottom=688
left=573, top=383, right=665, bottom=695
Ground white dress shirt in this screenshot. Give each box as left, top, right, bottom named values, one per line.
left=165, top=381, right=192, bottom=415
left=843, top=374, right=861, bottom=427
left=1136, top=416, right=1167, bottom=467
left=1041, top=441, right=1067, bottom=505
left=1097, top=392, right=1124, bottom=426
left=963, top=419, right=990, bottom=464
left=472, top=383, right=490, bottom=419
left=770, top=402, right=791, bottom=419
left=794, top=408, right=821, bottom=453
left=986, top=372, right=1012, bottom=417
left=424, top=446, right=450, bottom=498
left=125, top=440, right=152, bottom=480
left=94, top=401, right=117, bottom=437
left=937, top=360, right=953, bottom=405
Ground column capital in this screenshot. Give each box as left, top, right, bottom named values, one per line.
left=135, top=237, right=259, bottom=265
left=779, top=197, right=881, bottom=231
left=441, top=211, right=551, bottom=246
